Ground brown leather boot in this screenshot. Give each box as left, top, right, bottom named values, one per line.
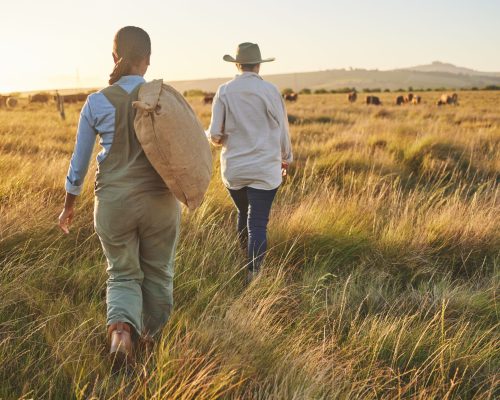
left=107, top=322, right=134, bottom=369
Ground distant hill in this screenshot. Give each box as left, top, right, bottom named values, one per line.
left=399, top=61, right=500, bottom=78
left=11, top=62, right=500, bottom=96
left=166, top=62, right=500, bottom=93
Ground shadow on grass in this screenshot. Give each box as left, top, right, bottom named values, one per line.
left=272, top=214, right=497, bottom=287
left=403, top=141, right=499, bottom=182
left=292, top=141, right=498, bottom=200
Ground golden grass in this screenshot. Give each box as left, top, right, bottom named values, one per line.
left=0, top=92, right=498, bottom=399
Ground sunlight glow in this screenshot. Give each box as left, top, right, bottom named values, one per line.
left=1, top=0, right=498, bottom=93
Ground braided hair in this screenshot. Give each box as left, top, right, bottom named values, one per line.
left=109, top=26, right=151, bottom=85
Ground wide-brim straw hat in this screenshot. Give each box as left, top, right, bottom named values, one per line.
left=223, top=42, right=275, bottom=64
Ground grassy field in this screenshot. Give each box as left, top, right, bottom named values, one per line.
left=0, top=91, right=498, bottom=399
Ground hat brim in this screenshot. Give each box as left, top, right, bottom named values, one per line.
left=223, top=54, right=275, bottom=63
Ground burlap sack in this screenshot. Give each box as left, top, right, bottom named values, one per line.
left=133, top=79, right=212, bottom=210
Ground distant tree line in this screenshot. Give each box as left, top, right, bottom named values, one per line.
left=183, top=89, right=206, bottom=97
left=285, top=84, right=500, bottom=95
left=179, top=85, right=500, bottom=99
left=6, top=84, right=499, bottom=101
left=178, top=85, right=500, bottom=98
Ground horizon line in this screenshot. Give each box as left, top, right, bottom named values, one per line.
left=3, top=61, right=500, bottom=95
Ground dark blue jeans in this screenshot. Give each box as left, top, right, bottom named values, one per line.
left=228, top=186, right=278, bottom=272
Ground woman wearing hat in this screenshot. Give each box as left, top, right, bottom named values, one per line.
left=207, top=42, right=293, bottom=282
left=57, top=26, right=180, bottom=368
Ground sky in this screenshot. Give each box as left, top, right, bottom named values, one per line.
left=0, top=0, right=499, bottom=92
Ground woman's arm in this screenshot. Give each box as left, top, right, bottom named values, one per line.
left=58, top=99, right=97, bottom=234
left=58, top=192, right=76, bottom=234
left=206, top=87, right=226, bottom=146
left=279, top=95, right=293, bottom=165
left=65, top=101, right=98, bottom=195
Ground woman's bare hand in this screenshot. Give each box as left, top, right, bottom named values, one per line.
left=58, top=207, right=74, bottom=234
left=210, top=136, right=223, bottom=146
left=282, top=161, right=289, bottom=177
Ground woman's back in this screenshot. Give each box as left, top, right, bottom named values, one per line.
left=94, top=80, right=167, bottom=203
left=209, top=71, right=290, bottom=190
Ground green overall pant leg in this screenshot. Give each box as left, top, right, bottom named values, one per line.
left=93, top=83, right=180, bottom=337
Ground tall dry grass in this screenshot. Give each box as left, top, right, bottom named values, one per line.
left=0, top=92, right=498, bottom=399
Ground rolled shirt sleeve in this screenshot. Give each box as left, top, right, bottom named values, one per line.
left=65, top=99, right=97, bottom=195
left=206, top=87, right=226, bottom=141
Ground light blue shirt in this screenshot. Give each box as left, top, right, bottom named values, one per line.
left=65, top=75, right=146, bottom=195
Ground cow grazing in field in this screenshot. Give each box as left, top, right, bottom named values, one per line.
left=6, top=97, right=18, bottom=108
left=366, top=95, right=382, bottom=105
left=60, top=93, right=89, bottom=103
left=29, top=93, right=50, bottom=103
left=347, top=91, right=357, bottom=103
left=396, top=95, right=405, bottom=105
left=283, top=92, right=298, bottom=102
left=412, top=95, right=422, bottom=105
left=203, top=93, right=215, bottom=105
left=405, top=93, right=414, bottom=103
left=439, top=93, right=458, bottom=106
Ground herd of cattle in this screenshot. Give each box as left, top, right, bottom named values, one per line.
left=1, top=90, right=460, bottom=110
left=361, top=92, right=422, bottom=106
left=348, top=91, right=458, bottom=106
left=0, top=92, right=90, bottom=109
left=280, top=91, right=458, bottom=106
left=29, top=92, right=90, bottom=104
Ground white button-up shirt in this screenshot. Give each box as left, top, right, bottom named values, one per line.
left=207, top=72, right=293, bottom=190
